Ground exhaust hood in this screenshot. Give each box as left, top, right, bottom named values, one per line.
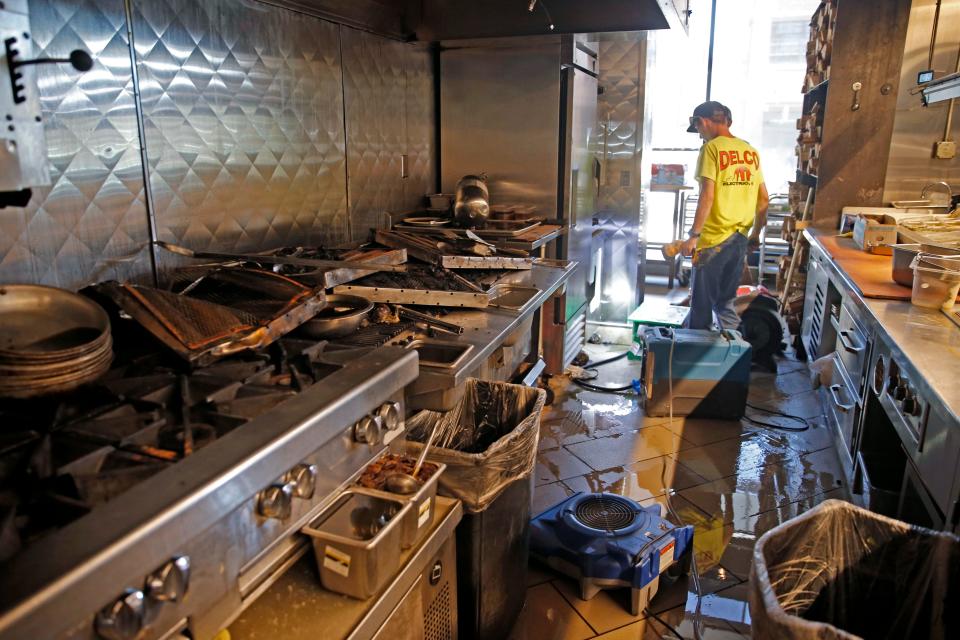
left=265, top=0, right=687, bottom=41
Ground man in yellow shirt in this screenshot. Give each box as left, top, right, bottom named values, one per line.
left=680, top=101, right=769, bottom=330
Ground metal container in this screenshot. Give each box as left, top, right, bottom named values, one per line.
left=302, top=488, right=411, bottom=600
left=406, top=339, right=474, bottom=369
left=489, top=285, right=540, bottom=313
left=454, top=175, right=490, bottom=228
left=891, top=243, right=960, bottom=286
left=359, top=462, right=445, bottom=550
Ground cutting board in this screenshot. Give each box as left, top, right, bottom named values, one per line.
left=817, top=234, right=912, bottom=300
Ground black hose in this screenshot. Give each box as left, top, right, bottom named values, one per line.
left=744, top=401, right=811, bottom=431
left=572, top=379, right=636, bottom=393
left=585, top=350, right=629, bottom=369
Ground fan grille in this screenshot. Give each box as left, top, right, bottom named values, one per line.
left=572, top=495, right=639, bottom=532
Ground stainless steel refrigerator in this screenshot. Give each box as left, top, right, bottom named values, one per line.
left=440, top=34, right=599, bottom=372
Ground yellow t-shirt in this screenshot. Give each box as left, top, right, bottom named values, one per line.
left=695, top=136, right=764, bottom=249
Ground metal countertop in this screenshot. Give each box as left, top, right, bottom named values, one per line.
left=408, top=260, right=576, bottom=391
left=806, top=229, right=960, bottom=421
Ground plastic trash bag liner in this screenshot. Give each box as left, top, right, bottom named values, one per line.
left=404, top=379, right=546, bottom=513
left=749, top=499, right=959, bottom=640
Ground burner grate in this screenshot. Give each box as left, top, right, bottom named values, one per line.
left=573, top=494, right=640, bottom=532
left=335, top=322, right=413, bottom=347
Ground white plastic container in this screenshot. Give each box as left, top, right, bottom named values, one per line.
left=910, top=255, right=960, bottom=310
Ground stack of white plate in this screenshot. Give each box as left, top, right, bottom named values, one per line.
left=0, top=285, right=113, bottom=399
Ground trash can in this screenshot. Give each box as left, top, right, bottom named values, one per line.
left=750, top=499, right=959, bottom=640
left=405, top=379, right=546, bottom=640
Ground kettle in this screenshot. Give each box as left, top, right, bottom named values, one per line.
left=454, top=174, right=490, bottom=228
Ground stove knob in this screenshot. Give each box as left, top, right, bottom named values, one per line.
left=286, top=463, right=318, bottom=499
left=903, top=389, right=923, bottom=417
left=377, top=401, right=403, bottom=432
left=95, top=588, right=145, bottom=640
left=146, top=555, right=191, bottom=604
left=353, top=414, right=384, bottom=445
left=257, top=482, right=294, bottom=520
left=893, top=378, right=909, bottom=401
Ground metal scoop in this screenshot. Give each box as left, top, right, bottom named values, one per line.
left=385, top=422, right=441, bottom=495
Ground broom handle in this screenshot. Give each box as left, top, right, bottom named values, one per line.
left=778, top=187, right=815, bottom=313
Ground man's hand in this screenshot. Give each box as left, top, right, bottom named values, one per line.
left=748, top=233, right=761, bottom=252
left=681, top=236, right=698, bottom=257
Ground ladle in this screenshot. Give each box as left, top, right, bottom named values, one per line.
left=385, top=421, right=441, bottom=495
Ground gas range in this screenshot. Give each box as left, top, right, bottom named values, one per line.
left=0, top=325, right=418, bottom=639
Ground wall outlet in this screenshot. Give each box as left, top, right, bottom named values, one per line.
left=934, top=140, right=956, bottom=159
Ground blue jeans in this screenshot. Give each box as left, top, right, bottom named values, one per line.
left=684, top=232, right=747, bottom=331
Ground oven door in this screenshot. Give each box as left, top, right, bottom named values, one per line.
left=835, top=303, right=868, bottom=396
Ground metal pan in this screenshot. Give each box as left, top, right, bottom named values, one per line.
left=297, top=295, right=374, bottom=339
left=0, top=285, right=111, bottom=361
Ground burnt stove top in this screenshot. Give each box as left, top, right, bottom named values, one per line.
left=0, top=333, right=354, bottom=565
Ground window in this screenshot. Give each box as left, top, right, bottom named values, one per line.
left=769, top=19, right=808, bottom=64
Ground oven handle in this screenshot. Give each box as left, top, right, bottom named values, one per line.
left=838, top=329, right=865, bottom=354
left=829, top=383, right=855, bottom=413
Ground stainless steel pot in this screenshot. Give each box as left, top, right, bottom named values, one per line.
left=454, top=175, right=490, bottom=228
left=298, top=294, right=373, bottom=339
left=891, top=243, right=960, bottom=287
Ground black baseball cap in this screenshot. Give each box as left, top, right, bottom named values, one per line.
left=686, top=101, right=732, bottom=132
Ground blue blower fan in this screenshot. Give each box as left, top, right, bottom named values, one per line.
left=530, top=492, right=694, bottom=615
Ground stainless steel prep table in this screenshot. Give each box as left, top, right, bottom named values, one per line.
left=803, top=228, right=960, bottom=530
left=804, top=229, right=960, bottom=420
left=402, top=260, right=576, bottom=410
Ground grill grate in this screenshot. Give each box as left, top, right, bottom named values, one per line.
left=334, top=322, right=413, bottom=348
left=124, top=286, right=257, bottom=349
left=572, top=494, right=640, bottom=532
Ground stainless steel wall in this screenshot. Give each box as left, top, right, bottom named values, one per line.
left=0, top=0, right=435, bottom=287
left=883, top=0, right=960, bottom=202
left=0, top=0, right=152, bottom=288
left=342, top=29, right=435, bottom=241
left=440, top=37, right=562, bottom=217
left=133, top=0, right=350, bottom=268
left=592, top=32, right=649, bottom=323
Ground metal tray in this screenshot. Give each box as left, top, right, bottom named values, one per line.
left=440, top=255, right=533, bottom=270
left=394, top=221, right=541, bottom=238
left=333, top=284, right=491, bottom=308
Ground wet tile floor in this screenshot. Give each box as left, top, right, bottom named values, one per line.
left=511, top=342, right=849, bottom=640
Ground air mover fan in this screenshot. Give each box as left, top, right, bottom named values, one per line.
left=530, top=492, right=694, bottom=615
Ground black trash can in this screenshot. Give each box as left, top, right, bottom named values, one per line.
left=750, top=499, right=960, bottom=640
left=405, top=379, right=546, bottom=639
left=455, top=476, right=532, bottom=639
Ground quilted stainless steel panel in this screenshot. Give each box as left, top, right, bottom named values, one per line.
left=593, top=34, right=647, bottom=322
left=342, top=27, right=407, bottom=241
left=132, top=0, right=349, bottom=268
left=0, top=0, right=152, bottom=289
left=403, top=43, right=436, bottom=209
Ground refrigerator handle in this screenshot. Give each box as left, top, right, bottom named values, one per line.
left=593, top=156, right=602, bottom=199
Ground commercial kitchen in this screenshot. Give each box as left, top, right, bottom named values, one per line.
left=0, top=0, right=958, bottom=639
